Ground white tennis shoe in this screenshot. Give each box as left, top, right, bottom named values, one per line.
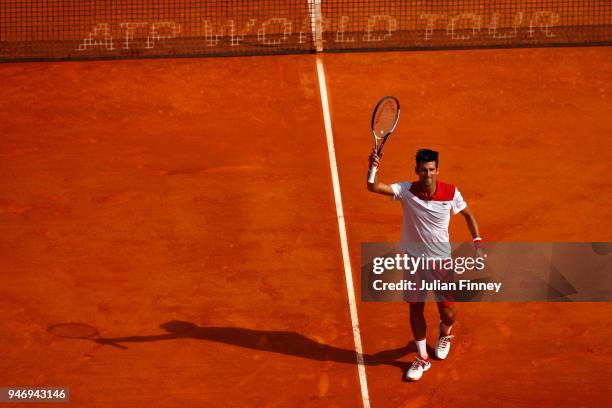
left=406, top=356, right=431, bottom=381
left=435, top=323, right=454, bottom=360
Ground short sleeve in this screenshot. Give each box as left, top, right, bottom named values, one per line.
left=390, top=182, right=412, bottom=201
left=451, top=188, right=468, bottom=215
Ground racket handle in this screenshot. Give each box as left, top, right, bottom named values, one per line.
left=367, top=164, right=378, bottom=183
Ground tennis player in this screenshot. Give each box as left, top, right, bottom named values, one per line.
left=367, top=148, right=483, bottom=381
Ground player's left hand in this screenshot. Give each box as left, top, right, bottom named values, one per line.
left=475, top=247, right=484, bottom=258
left=475, top=247, right=486, bottom=267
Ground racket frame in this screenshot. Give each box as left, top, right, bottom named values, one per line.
left=368, top=96, right=400, bottom=183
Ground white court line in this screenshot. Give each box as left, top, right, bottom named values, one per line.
left=315, top=56, right=371, bottom=408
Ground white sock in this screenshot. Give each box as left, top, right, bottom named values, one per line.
left=440, top=321, right=453, bottom=336
left=415, top=339, right=428, bottom=359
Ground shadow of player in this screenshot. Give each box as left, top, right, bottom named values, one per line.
left=94, top=320, right=414, bottom=370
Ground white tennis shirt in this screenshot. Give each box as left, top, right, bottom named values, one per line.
left=391, top=180, right=467, bottom=257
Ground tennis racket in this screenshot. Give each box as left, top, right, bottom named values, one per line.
left=368, top=96, right=400, bottom=183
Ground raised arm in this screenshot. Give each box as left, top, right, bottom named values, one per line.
left=366, top=151, right=395, bottom=196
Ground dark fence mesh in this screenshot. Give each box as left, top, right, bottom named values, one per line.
left=1, top=1, right=610, bottom=61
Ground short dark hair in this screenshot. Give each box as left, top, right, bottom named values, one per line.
left=415, top=149, right=439, bottom=167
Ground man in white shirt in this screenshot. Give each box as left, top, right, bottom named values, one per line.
left=367, top=149, right=483, bottom=381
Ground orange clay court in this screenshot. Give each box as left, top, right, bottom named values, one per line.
left=1, top=9, right=612, bottom=408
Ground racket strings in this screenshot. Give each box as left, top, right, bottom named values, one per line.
left=373, top=100, right=399, bottom=136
